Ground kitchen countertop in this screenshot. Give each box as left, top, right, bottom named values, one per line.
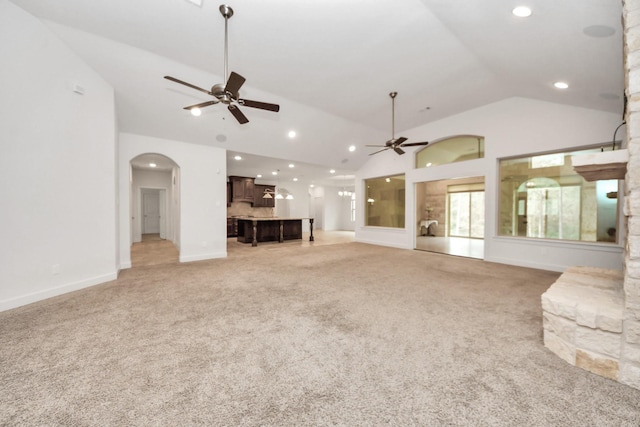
left=232, top=217, right=312, bottom=221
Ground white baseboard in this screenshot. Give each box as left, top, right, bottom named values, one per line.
left=354, top=238, right=410, bottom=250
left=0, top=271, right=118, bottom=312
left=484, top=256, right=565, bottom=272
left=179, top=251, right=227, bottom=263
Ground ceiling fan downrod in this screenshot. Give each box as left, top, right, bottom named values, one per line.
left=219, top=5, right=234, bottom=87
left=390, top=92, right=397, bottom=140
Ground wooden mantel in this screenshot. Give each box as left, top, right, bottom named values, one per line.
left=572, top=149, right=629, bottom=182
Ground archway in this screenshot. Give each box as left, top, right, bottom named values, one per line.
left=129, top=153, right=181, bottom=266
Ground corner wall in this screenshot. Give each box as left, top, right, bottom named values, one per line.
left=118, top=133, right=227, bottom=267
left=621, top=0, right=640, bottom=389
left=0, top=1, right=118, bottom=311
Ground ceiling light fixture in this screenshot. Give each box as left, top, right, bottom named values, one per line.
left=265, top=169, right=294, bottom=200
left=234, top=155, right=242, bottom=160
left=554, top=81, right=569, bottom=89
left=256, top=174, right=262, bottom=178
left=349, top=145, right=356, bottom=152
left=289, top=163, right=295, bottom=168
left=288, top=130, right=296, bottom=138
left=512, top=6, right=532, bottom=17
left=338, top=174, right=352, bottom=197
left=330, top=169, right=336, bottom=174
left=191, top=107, right=202, bottom=117
left=149, top=163, right=157, bottom=168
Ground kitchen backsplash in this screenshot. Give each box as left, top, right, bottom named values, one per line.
left=227, top=202, right=275, bottom=218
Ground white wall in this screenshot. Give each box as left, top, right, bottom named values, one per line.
left=0, top=1, right=118, bottom=310
left=119, top=133, right=227, bottom=266
left=317, top=186, right=355, bottom=231
left=356, top=97, right=626, bottom=271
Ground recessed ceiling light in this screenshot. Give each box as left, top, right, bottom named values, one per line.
left=330, top=169, right=336, bottom=174
left=554, top=81, right=569, bottom=89
left=289, top=163, right=295, bottom=168
left=426, top=162, right=432, bottom=167
left=149, top=163, right=157, bottom=168
left=309, top=184, right=315, bottom=188
left=256, top=174, right=262, bottom=178
left=385, top=178, right=391, bottom=183
left=272, top=171, right=278, bottom=176
left=288, top=130, right=296, bottom=138
left=293, top=178, right=298, bottom=182
left=348, top=145, right=356, bottom=152
left=190, top=108, right=202, bottom=117
left=512, top=6, right=532, bottom=17
left=234, top=155, right=242, bottom=160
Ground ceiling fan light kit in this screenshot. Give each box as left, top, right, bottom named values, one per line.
left=164, top=4, right=280, bottom=124
left=367, top=92, right=429, bottom=156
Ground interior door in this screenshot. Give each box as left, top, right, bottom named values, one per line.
left=142, top=191, right=160, bottom=234
left=159, top=189, right=167, bottom=239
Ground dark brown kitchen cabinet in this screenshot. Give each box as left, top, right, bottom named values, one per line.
left=227, top=218, right=238, bottom=237
left=229, top=176, right=254, bottom=203
left=253, top=184, right=276, bottom=208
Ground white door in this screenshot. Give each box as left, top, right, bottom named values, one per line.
left=159, top=189, right=167, bottom=239
left=142, top=191, right=160, bottom=234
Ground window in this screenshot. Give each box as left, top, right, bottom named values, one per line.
left=499, top=146, right=620, bottom=243
left=448, top=184, right=485, bottom=238
left=416, top=135, right=484, bottom=168
left=365, top=174, right=405, bottom=228
left=350, top=192, right=356, bottom=222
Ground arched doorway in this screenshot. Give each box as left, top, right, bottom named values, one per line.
left=130, top=153, right=180, bottom=266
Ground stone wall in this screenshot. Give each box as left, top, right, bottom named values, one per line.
left=542, top=267, right=624, bottom=380
left=622, top=0, right=640, bottom=390
left=541, top=0, right=640, bottom=390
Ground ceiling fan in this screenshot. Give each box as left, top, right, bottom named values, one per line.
left=164, top=4, right=280, bottom=124
left=367, top=92, right=429, bottom=155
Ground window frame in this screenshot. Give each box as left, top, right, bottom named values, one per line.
left=364, top=174, right=406, bottom=229
left=497, top=144, right=622, bottom=245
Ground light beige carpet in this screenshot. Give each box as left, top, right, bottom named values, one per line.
left=1, top=242, right=639, bottom=426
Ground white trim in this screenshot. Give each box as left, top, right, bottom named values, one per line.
left=179, top=251, right=227, bottom=263
left=354, top=237, right=410, bottom=249
left=0, top=272, right=118, bottom=312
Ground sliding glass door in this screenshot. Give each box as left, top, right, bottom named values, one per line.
left=448, top=191, right=484, bottom=238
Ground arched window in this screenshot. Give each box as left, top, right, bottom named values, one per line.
left=415, top=135, right=484, bottom=168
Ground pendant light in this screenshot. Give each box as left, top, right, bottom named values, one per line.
left=262, top=169, right=293, bottom=200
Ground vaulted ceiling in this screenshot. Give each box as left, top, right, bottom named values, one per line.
left=9, top=0, right=624, bottom=185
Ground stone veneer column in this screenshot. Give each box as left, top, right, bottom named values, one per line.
left=622, top=0, right=640, bottom=389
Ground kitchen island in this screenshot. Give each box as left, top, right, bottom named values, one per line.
left=236, top=217, right=314, bottom=247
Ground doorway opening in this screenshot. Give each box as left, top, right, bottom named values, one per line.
left=130, top=153, right=180, bottom=266
left=415, top=176, right=485, bottom=259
